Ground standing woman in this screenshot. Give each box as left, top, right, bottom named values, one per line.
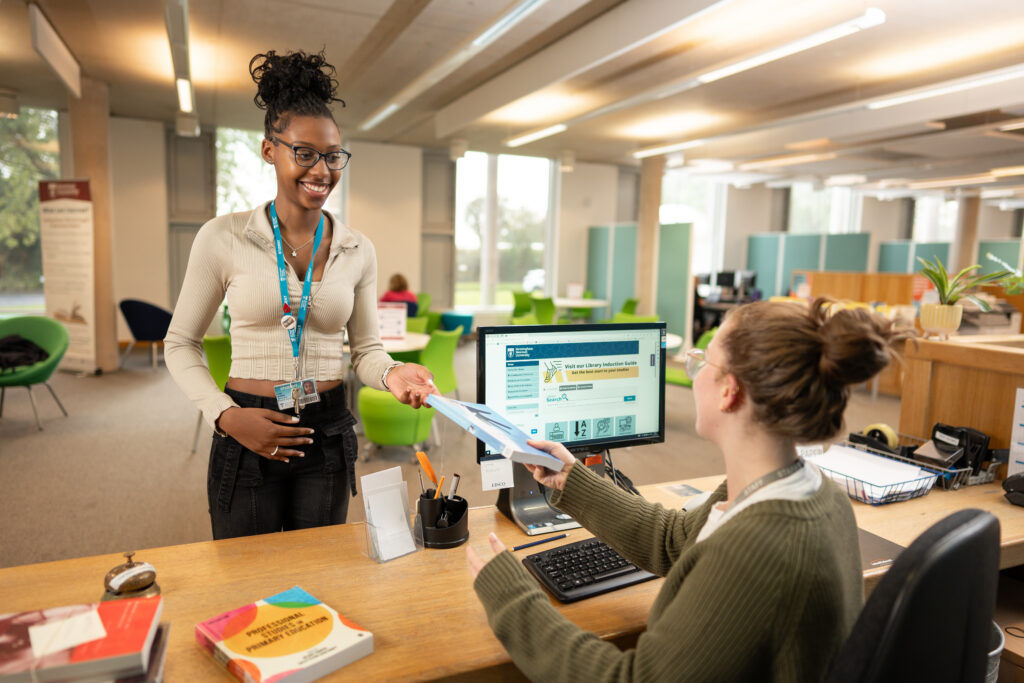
left=468, top=299, right=905, bottom=681
left=165, top=50, right=435, bottom=539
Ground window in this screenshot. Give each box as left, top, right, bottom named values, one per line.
left=215, top=127, right=343, bottom=216
left=660, top=170, right=720, bottom=274
left=0, top=107, right=60, bottom=312
left=454, top=151, right=552, bottom=307
left=787, top=183, right=861, bottom=234
left=912, top=195, right=958, bottom=242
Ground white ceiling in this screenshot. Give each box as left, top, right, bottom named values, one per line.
left=2, top=0, right=1024, bottom=199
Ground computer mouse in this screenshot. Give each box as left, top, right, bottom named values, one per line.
left=1002, top=473, right=1024, bottom=507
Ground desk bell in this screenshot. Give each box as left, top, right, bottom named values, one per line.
left=102, top=551, right=160, bottom=601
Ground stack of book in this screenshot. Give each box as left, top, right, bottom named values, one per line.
left=0, top=596, right=167, bottom=682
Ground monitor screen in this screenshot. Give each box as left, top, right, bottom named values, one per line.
left=476, top=323, right=666, bottom=459
left=714, top=271, right=736, bottom=289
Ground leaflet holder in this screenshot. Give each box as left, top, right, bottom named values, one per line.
left=495, top=462, right=582, bottom=537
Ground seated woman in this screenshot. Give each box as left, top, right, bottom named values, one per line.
left=468, top=298, right=904, bottom=682
left=380, top=273, right=418, bottom=318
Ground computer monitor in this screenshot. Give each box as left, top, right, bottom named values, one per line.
left=476, top=323, right=667, bottom=534
left=736, top=270, right=757, bottom=298
left=714, top=271, right=736, bottom=289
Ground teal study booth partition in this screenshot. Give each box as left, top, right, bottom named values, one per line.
left=877, top=241, right=951, bottom=274
left=586, top=223, right=692, bottom=343
left=746, top=232, right=870, bottom=298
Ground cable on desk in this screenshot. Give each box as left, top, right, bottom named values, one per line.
left=604, top=450, right=639, bottom=495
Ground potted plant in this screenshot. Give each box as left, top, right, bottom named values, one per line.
left=986, top=252, right=1024, bottom=296
left=916, top=256, right=1009, bottom=338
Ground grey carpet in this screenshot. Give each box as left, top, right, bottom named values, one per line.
left=0, top=342, right=901, bottom=569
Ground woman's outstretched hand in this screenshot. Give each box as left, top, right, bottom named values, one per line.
left=387, top=362, right=439, bottom=408
left=467, top=532, right=507, bottom=580
left=524, top=439, right=575, bottom=491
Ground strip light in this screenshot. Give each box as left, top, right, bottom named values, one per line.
left=505, top=124, right=567, bottom=148
left=632, top=139, right=706, bottom=159
left=738, top=152, right=836, bottom=170
left=867, top=63, right=1024, bottom=110
left=696, top=8, right=885, bottom=84
left=360, top=0, right=550, bottom=131
left=1000, top=121, right=1024, bottom=132
left=504, top=7, right=885, bottom=149
left=992, top=166, right=1024, bottom=178
left=907, top=174, right=996, bottom=190
left=176, top=78, right=193, bottom=113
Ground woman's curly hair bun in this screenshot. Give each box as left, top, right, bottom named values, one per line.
left=249, top=49, right=345, bottom=137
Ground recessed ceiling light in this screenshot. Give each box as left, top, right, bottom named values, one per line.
left=632, top=139, right=706, bottom=159
left=738, top=152, right=836, bottom=170
left=505, top=124, right=567, bottom=148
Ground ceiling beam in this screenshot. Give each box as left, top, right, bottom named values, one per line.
left=335, top=0, right=432, bottom=89
left=434, top=0, right=727, bottom=138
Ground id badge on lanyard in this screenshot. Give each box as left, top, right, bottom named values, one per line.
left=269, top=201, right=324, bottom=415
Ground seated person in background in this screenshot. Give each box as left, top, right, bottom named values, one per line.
left=380, top=273, right=418, bottom=317
left=468, top=298, right=906, bottom=682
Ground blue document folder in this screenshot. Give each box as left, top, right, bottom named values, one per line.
left=425, top=395, right=564, bottom=469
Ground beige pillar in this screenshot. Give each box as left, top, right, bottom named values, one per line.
left=635, top=156, right=664, bottom=315
left=68, top=77, right=119, bottom=372
left=951, top=193, right=981, bottom=273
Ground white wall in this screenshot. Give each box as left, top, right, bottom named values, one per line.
left=346, top=141, right=423, bottom=295
left=556, top=162, right=618, bottom=296
left=860, top=196, right=905, bottom=271
left=109, top=117, right=169, bottom=341
left=721, top=185, right=773, bottom=270
left=978, top=204, right=1018, bottom=239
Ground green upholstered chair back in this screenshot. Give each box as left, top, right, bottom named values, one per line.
left=532, top=297, right=556, bottom=325
left=406, top=316, right=429, bottom=334
left=201, top=335, right=232, bottom=392
left=620, top=298, right=638, bottom=315
left=417, top=292, right=432, bottom=316
left=419, top=326, right=462, bottom=395
left=569, top=290, right=595, bottom=320
left=358, top=386, right=434, bottom=446
left=511, top=313, right=539, bottom=325
left=511, top=291, right=533, bottom=318
left=0, top=316, right=70, bottom=387
left=612, top=312, right=659, bottom=323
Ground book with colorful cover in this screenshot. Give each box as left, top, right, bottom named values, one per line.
left=195, top=587, right=373, bottom=683
left=425, top=394, right=564, bottom=469
left=0, top=596, right=164, bottom=683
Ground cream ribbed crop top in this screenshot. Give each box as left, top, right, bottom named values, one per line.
left=164, top=202, right=394, bottom=428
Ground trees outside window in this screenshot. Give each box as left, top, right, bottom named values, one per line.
left=0, top=108, right=60, bottom=296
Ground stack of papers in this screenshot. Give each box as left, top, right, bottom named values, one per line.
left=807, top=444, right=937, bottom=505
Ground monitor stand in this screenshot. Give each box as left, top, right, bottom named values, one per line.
left=495, top=463, right=581, bottom=536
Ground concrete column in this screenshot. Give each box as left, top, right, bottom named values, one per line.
left=951, top=193, right=981, bottom=272
left=480, top=153, right=498, bottom=306
left=68, top=76, right=119, bottom=372
left=635, top=156, right=664, bottom=315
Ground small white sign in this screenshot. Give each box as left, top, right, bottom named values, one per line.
left=378, top=302, right=407, bottom=340
left=1009, top=388, right=1024, bottom=477
left=480, top=458, right=514, bottom=490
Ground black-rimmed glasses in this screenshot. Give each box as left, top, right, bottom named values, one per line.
left=270, top=137, right=351, bottom=170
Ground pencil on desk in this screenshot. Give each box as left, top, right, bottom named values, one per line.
left=433, top=475, right=445, bottom=499
left=513, top=533, right=567, bottom=552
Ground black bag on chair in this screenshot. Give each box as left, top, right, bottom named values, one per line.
left=0, top=334, right=50, bottom=372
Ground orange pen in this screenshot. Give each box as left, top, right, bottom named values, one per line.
left=416, top=450, right=438, bottom=487
left=433, top=475, right=445, bottom=499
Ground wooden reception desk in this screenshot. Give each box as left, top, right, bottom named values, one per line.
left=899, top=335, right=1024, bottom=449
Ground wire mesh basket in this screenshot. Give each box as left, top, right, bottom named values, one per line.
left=891, top=434, right=980, bottom=490
left=815, top=445, right=937, bottom=506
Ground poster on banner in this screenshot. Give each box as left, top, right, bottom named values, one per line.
left=378, top=302, right=407, bottom=340
left=38, top=180, right=97, bottom=373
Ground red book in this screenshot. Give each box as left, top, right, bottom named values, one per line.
left=0, top=596, right=163, bottom=682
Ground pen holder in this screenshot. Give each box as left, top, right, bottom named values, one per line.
left=416, top=493, right=469, bottom=549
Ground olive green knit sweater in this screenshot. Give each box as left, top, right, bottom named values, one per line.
left=473, top=464, right=863, bottom=682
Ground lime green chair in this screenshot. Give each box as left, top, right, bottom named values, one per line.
left=532, top=297, right=556, bottom=325
left=512, top=291, right=533, bottom=318
left=570, top=290, right=595, bottom=321
left=612, top=312, right=659, bottom=323
left=417, top=292, right=432, bottom=316
left=0, top=316, right=69, bottom=430
left=406, top=316, right=429, bottom=334
left=666, top=327, right=717, bottom=388
left=512, top=313, right=539, bottom=325
left=621, top=298, right=638, bottom=315
left=192, top=335, right=231, bottom=454
left=358, top=386, right=435, bottom=454
left=420, top=326, right=462, bottom=398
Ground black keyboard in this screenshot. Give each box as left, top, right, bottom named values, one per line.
left=522, top=537, right=657, bottom=603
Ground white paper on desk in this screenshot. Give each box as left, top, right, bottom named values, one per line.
left=808, top=444, right=933, bottom=503
left=29, top=608, right=106, bottom=658
left=1009, top=387, right=1024, bottom=477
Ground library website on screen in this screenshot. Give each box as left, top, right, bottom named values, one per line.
left=485, top=331, right=661, bottom=449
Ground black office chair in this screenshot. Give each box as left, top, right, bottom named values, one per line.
left=826, top=508, right=1000, bottom=683
left=119, top=299, right=173, bottom=369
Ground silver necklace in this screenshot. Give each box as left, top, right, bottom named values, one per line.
left=280, top=234, right=315, bottom=257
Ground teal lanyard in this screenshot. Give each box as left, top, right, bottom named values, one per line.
left=269, top=201, right=323, bottom=377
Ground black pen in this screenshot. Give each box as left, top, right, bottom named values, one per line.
left=513, top=533, right=567, bottom=552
